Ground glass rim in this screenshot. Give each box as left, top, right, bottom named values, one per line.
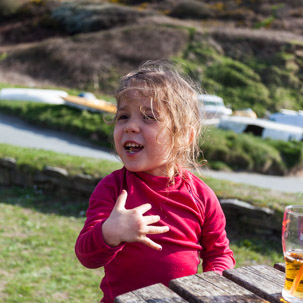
left=285, top=205, right=303, bottom=215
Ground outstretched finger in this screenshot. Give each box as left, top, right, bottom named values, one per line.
left=144, top=215, right=161, bottom=225
left=146, top=225, right=169, bottom=235
left=139, top=236, right=162, bottom=251
left=135, top=203, right=152, bottom=214
left=114, top=190, right=128, bottom=210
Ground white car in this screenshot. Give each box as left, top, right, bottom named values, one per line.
left=198, top=94, right=232, bottom=119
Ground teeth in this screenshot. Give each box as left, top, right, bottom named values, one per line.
left=125, top=143, right=143, bottom=148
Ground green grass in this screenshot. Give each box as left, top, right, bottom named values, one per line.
left=0, top=187, right=103, bottom=303
left=0, top=186, right=284, bottom=302
left=0, top=143, right=122, bottom=178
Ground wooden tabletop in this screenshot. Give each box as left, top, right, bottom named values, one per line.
left=115, top=264, right=286, bottom=303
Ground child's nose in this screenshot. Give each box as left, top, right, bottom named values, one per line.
left=124, top=119, right=140, bottom=133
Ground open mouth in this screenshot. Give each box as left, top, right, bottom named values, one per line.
left=124, top=142, right=144, bottom=154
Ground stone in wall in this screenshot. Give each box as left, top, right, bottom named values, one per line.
left=220, top=198, right=282, bottom=234
left=0, top=157, right=15, bottom=185
left=71, top=174, right=98, bottom=195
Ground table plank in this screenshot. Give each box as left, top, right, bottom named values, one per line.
left=115, top=283, right=188, bottom=303
left=169, top=271, right=269, bottom=303
left=223, top=265, right=284, bottom=303
left=273, top=263, right=285, bottom=272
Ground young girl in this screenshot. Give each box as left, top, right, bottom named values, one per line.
left=75, top=60, right=235, bottom=303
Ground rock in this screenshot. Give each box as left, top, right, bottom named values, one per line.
left=220, top=198, right=281, bottom=234
left=43, top=165, right=69, bottom=177
left=220, top=198, right=274, bottom=215
left=0, top=157, right=17, bottom=169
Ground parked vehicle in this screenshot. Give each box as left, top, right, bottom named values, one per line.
left=269, top=109, right=303, bottom=127
left=219, top=116, right=303, bottom=142
left=0, top=88, right=67, bottom=104
left=233, top=108, right=257, bottom=119
left=198, top=94, right=232, bottom=119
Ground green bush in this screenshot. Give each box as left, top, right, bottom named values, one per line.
left=176, top=55, right=271, bottom=116
left=206, top=58, right=261, bottom=87
left=202, top=128, right=288, bottom=175
left=267, top=140, right=303, bottom=172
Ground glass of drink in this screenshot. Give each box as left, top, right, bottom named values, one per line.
left=282, top=205, right=303, bottom=303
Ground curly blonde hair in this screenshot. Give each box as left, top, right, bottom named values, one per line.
left=115, top=60, right=203, bottom=180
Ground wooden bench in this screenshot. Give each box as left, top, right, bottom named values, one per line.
left=115, top=264, right=286, bottom=303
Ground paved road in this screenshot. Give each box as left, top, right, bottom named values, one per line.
left=0, top=113, right=119, bottom=162
left=1, top=113, right=302, bottom=193
left=202, top=169, right=303, bottom=194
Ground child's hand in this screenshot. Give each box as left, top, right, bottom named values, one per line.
left=102, top=190, right=169, bottom=251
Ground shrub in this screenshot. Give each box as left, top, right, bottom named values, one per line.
left=0, top=0, right=27, bottom=18
left=16, top=0, right=60, bottom=17
left=169, top=0, right=213, bottom=19
left=51, top=2, right=150, bottom=34
left=267, top=140, right=303, bottom=172
left=202, top=128, right=286, bottom=175
left=254, top=16, right=275, bottom=29
left=204, top=58, right=270, bottom=116
left=206, top=58, right=261, bottom=87
left=219, top=8, right=255, bottom=22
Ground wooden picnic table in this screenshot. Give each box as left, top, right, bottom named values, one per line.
left=115, top=263, right=287, bottom=303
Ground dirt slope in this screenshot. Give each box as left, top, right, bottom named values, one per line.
left=0, top=0, right=302, bottom=114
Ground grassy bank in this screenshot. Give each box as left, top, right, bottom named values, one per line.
left=0, top=142, right=301, bottom=210
left=1, top=99, right=302, bottom=175
left=0, top=143, right=121, bottom=178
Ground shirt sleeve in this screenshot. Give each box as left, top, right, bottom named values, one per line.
left=195, top=180, right=235, bottom=274
left=75, top=171, right=126, bottom=269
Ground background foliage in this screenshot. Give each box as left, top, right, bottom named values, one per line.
left=0, top=0, right=303, bottom=117
left=1, top=100, right=302, bottom=175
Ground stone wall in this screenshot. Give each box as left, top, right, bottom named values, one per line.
left=0, top=157, right=99, bottom=196
left=0, top=157, right=282, bottom=234
left=220, top=198, right=282, bottom=235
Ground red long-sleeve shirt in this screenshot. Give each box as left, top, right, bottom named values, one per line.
left=75, top=168, right=235, bottom=302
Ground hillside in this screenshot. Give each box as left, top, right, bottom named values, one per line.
left=0, top=0, right=303, bottom=116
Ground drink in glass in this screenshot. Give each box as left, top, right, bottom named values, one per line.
left=282, top=205, right=303, bottom=303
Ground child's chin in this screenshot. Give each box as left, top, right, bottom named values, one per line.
left=124, top=166, right=142, bottom=172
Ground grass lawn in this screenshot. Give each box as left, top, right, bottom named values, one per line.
left=0, top=186, right=284, bottom=302
left=0, top=187, right=103, bottom=303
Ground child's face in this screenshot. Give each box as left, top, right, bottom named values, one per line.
left=114, top=89, right=171, bottom=177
